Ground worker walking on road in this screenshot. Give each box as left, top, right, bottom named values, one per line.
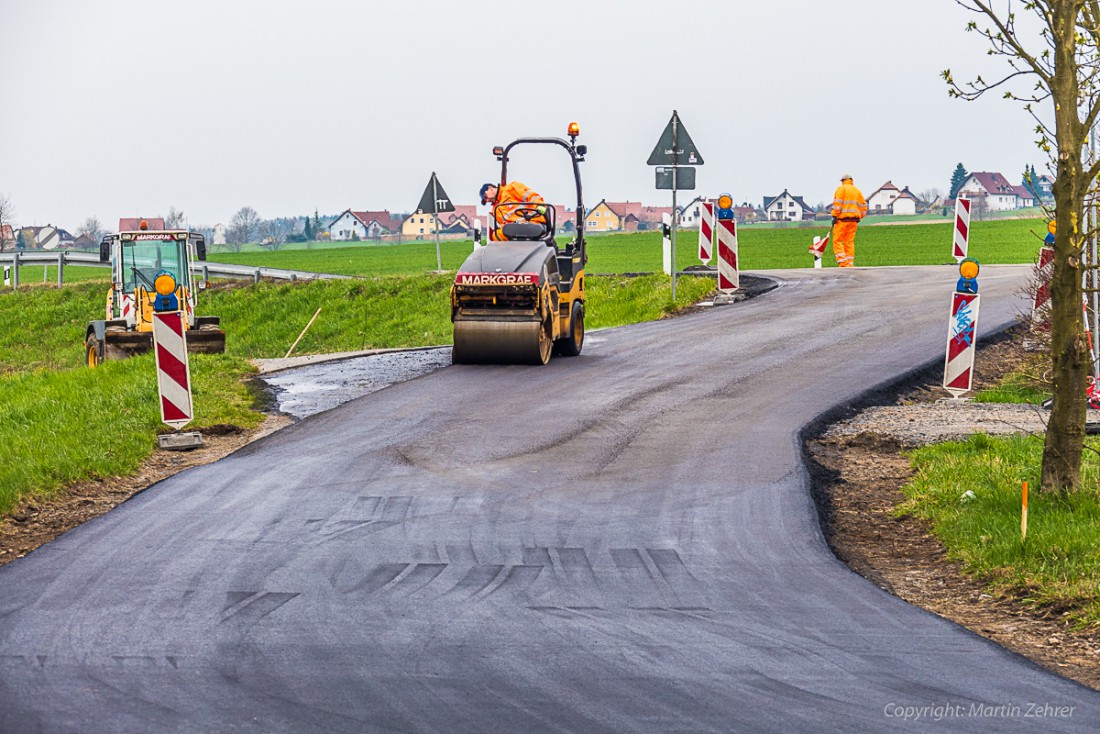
left=830, top=174, right=868, bottom=267
left=481, top=181, right=547, bottom=240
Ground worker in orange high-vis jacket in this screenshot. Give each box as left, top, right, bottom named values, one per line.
left=830, top=174, right=868, bottom=267
left=480, top=181, right=547, bottom=240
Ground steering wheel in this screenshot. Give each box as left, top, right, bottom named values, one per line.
left=131, top=266, right=155, bottom=289
left=513, top=207, right=543, bottom=222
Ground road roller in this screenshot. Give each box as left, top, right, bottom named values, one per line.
left=450, top=122, right=588, bottom=365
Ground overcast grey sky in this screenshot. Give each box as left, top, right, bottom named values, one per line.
left=1, top=0, right=1045, bottom=230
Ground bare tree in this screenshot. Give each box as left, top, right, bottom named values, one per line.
left=917, top=188, right=942, bottom=207
left=0, top=194, right=14, bottom=252
left=260, top=218, right=298, bottom=250
left=228, top=206, right=260, bottom=251
left=944, top=0, right=1099, bottom=492
left=165, top=206, right=186, bottom=229
left=79, top=216, right=105, bottom=244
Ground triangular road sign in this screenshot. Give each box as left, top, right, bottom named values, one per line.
left=647, top=110, right=704, bottom=166
left=417, top=172, right=456, bottom=214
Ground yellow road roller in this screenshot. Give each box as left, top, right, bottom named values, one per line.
left=450, top=123, right=588, bottom=365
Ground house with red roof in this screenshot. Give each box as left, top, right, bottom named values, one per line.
left=329, top=209, right=402, bottom=240
left=1, top=224, right=14, bottom=250
left=584, top=200, right=645, bottom=232
left=867, top=181, right=923, bottom=215
left=958, top=171, right=1035, bottom=211
left=119, top=217, right=166, bottom=231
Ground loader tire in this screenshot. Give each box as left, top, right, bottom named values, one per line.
left=85, top=334, right=103, bottom=368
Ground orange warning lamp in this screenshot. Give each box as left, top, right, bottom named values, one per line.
left=1048, top=219, right=1056, bottom=235
left=717, top=194, right=734, bottom=210
left=959, top=258, right=979, bottom=280
left=567, top=122, right=580, bottom=138
left=154, top=271, right=177, bottom=296
left=152, top=270, right=179, bottom=311
left=957, top=257, right=980, bottom=294
left=139, top=219, right=149, bottom=230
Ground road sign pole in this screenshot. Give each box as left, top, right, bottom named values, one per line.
left=671, top=116, right=678, bottom=302
left=647, top=109, right=703, bottom=303
left=432, top=175, right=442, bottom=271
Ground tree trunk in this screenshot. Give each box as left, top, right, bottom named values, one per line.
left=1041, top=2, right=1088, bottom=493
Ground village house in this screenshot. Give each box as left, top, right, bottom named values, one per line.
left=680, top=197, right=760, bottom=227
left=585, top=200, right=643, bottom=232
left=400, top=205, right=478, bottom=239
left=0, top=224, right=14, bottom=249
left=329, top=210, right=403, bottom=241
left=866, top=181, right=922, bottom=215
left=762, top=190, right=814, bottom=221
left=119, top=217, right=166, bottom=230
left=1031, top=173, right=1054, bottom=203
left=957, top=171, right=1035, bottom=211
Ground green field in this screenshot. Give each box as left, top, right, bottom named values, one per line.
left=201, top=217, right=1046, bottom=276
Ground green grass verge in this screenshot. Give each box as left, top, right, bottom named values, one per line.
left=0, top=273, right=713, bottom=515
left=899, top=433, right=1100, bottom=627
left=0, top=354, right=261, bottom=513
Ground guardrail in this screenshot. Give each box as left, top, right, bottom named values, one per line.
left=0, top=250, right=353, bottom=288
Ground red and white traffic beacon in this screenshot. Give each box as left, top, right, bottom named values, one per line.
left=944, top=258, right=981, bottom=398
left=715, top=193, right=739, bottom=296
left=151, top=270, right=203, bottom=450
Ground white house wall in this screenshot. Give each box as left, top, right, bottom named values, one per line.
left=867, top=190, right=897, bottom=212
left=891, top=198, right=916, bottom=216
left=330, top=213, right=368, bottom=241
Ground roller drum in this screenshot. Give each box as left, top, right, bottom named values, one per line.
left=452, top=319, right=550, bottom=365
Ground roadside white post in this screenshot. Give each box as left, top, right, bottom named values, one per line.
left=661, top=213, right=672, bottom=276
left=953, top=197, right=971, bottom=263
left=943, top=259, right=981, bottom=398
left=809, top=233, right=829, bottom=268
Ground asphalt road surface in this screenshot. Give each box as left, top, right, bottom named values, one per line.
left=3, top=265, right=1098, bottom=733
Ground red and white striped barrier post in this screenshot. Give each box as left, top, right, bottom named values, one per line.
left=150, top=271, right=203, bottom=449
left=717, top=219, right=739, bottom=293
left=698, top=201, right=714, bottom=264
left=1033, top=244, right=1054, bottom=325
left=944, top=259, right=981, bottom=398
left=1033, top=221, right=1056, bottom=327
left=953, top=197, right=971, bottom=263
left=154, top=310, right=195, bottom=430
left=715, top=193, right=738, bottom=294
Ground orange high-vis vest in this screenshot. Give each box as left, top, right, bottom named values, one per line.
left=831, top=182, right=868, bottom=221
left=490, top=181, right=546, bottom=239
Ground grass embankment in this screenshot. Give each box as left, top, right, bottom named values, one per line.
left=898, top=351, right=1100, bottom=628
left=0, top=274, right=712, bottom=515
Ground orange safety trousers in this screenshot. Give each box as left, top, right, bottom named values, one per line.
left=833, top=221, right=859, bottom=267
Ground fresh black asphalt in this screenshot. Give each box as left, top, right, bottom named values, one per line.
left=2, top=264, right=1097, bottom=732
